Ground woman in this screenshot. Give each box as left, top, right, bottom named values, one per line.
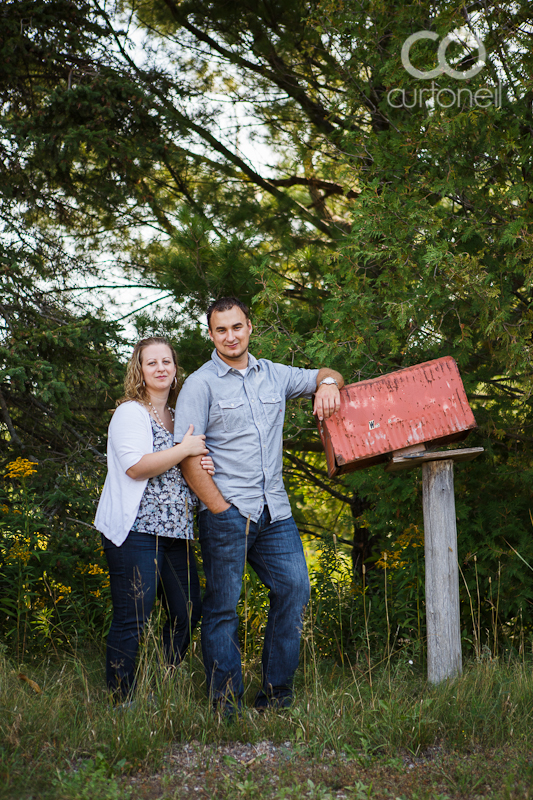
left=95, top=336, right=213, bottom=700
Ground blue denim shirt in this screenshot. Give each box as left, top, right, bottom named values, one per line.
left=174, top=349, right=319, bottom=522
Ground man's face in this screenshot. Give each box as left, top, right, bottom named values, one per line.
left=208, top=307, right=252, bottom=365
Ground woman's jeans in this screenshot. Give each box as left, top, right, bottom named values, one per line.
left=198, top=504, right=310, bottom=708
left=103, top=531, right=202, bottom=698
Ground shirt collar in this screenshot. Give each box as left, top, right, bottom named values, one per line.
left=211, top=348, right=260, bottom=377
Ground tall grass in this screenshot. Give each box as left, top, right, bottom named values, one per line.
left=1, top=627, right=533, bottom=800
left=3, top=493, right=533, bottom=797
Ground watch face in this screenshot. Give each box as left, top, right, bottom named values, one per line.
left=321, top=377, right=336, bottom=385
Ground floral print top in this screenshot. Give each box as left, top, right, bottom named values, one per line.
left=130, top=416, right=197, bottom=539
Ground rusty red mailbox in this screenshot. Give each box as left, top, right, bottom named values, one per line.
left=315, top=356, right=483, bottom=685
left=317, top=356, right=477, bottom=478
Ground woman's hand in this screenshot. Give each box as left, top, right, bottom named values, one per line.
left=200, top=456, right=215, bottom=476
left=180, top=424, right=209, bottom=458
left=126, top=425, right=209, bottom=480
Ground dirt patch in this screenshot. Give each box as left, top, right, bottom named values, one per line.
left=118, top=741, right=533, bottom=799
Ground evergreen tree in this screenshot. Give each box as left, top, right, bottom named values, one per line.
left=2, top=0, right=533, bottom=648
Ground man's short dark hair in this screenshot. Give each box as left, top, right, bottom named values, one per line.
left=206, top=297, right=250, bottom=329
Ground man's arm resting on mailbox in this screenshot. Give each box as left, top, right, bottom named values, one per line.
left=313, top=368, right=344, bottom=421
left=180, top=456, right=230, bottom=514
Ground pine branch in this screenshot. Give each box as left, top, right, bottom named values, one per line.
left=94, top=6, right=341, bottom=240
left=0, top=385, right=24, bottom=449
left=160, top=0, right=348, bottom=135
left=297, top=525, right=353, bottom=548
left=283, top=439, right=324, bottom=452
left=269, top=176, right=360, bottom=199
left=284, top=451, right=353, bottom=504
left=26, top=395, right=106, bottom=461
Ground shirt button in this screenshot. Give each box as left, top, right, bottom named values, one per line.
left=251, top=399, right=255, bottom=403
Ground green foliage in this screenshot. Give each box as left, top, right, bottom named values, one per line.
left=52, top=752, right=131, bottom=800
left=2, top=0, right=533, bottom=658
left=0, top=243, right=124, bottom=652
left=0, top=459, right=111, bottom=653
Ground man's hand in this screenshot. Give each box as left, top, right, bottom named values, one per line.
left=208, top=495, right=231, bottom=514
left=313, top=369, right=344, bottom=420
left=313, top=382, right=341, bottom=420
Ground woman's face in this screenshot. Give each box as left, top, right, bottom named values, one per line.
left=140, top=343, right=177, bottom=397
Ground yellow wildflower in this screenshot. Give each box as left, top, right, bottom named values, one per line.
left=6, top=458, right=38, bottom=479
left=376, top=525, right=424, bottom=570
left=51, top=583, right=72, bottom=602
left=396, top=524, right=424, bottom=549
left=376, top=549, right=405, bottom=570
left=57, top=584, right=72, bottom=600
left=77, top=563, right=106, bottom=576
left=7, top=537, right=31, bottom=565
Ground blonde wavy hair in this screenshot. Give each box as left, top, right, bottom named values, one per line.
left=118, top=337, right=181, bottom=407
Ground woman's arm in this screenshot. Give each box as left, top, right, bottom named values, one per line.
left=126, top=424, right=209, bottom=480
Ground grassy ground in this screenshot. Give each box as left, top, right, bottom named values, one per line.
left=1, top=643, right=532, bottom=799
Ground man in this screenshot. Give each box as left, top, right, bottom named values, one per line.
left=174, top=296, right=344, bottom=711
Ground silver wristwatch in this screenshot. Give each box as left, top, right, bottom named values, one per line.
left=318, top=377, right=338, bottom=387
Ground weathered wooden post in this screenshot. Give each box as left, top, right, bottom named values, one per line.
left=385, top=446, right=482, bottom=682
left=422, top=459, right=462, bottom=683
left=317, top=356, right=483, bottom=684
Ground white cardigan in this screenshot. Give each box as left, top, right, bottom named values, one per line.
left=95, top=401, right=153, bottom=546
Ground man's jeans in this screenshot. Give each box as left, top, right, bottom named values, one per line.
left=198, top=505, right=310, bottom=708
left=103, top=531, right=202, bottom=698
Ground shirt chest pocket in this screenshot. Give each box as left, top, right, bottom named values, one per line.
left=260, top=394, right=283, bottom=427
left=219, top=397, right=249, bottom=433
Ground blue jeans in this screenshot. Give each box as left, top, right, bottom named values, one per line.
left=198, top=505, right=310, bottom=708
left=103, top=531, right=202, bottom=698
